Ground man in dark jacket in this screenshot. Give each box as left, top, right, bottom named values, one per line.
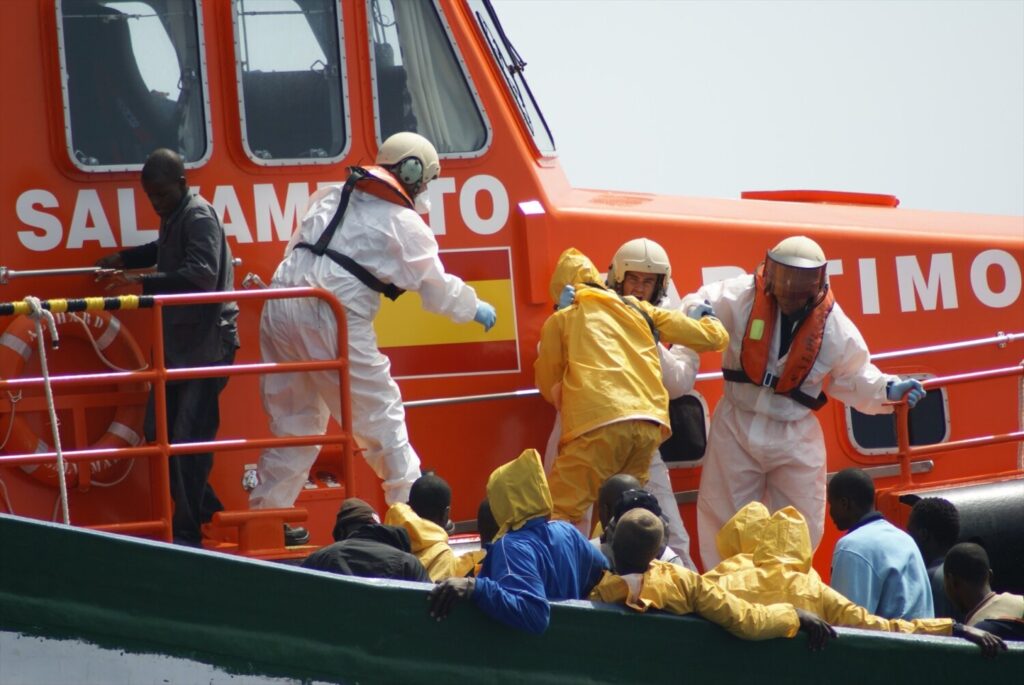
left=303, top=498, right=430, bottom=582
left=96, top=148, right=239, bottom=547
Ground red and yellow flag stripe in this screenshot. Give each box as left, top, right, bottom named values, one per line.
left=376, top=248, right=518, bottom=377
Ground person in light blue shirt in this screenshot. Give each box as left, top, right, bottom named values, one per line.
left=826, top=468, right=934, bottom=619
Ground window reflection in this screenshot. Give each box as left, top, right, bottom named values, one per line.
left=235, top=0, right=347, bottom=163
left=369, top=0, right=487, bottom=154
left=59, top=0, right=208, bottom=169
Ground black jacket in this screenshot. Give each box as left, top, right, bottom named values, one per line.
left=301, top=524, right=430, bottom=582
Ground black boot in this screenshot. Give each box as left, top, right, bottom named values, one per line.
left=284, top=523, right=310, bottom=546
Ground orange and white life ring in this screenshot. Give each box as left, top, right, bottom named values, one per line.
left=0, top=310, right=148, bottom=489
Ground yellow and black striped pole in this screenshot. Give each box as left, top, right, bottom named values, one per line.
left=0, top=295, right=155, bottom=317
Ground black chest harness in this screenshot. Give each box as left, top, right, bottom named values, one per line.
left=293, top=167, right=406, bottom=301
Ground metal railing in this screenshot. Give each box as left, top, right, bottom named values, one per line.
left=891, top=364, right=1024, bottom=486
left=0, top=287, right=355, bottom=541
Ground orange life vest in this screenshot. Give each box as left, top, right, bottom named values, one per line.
left=293, top=165, right=414, bottom=300
left=723, top=264, right=835, bottom=410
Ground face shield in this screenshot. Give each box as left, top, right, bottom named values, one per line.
left=764, top=253, right=827, bottom=317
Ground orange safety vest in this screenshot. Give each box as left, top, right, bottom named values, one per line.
left=722, top=264, right=835, bottom=411
left=294, top=165, right=414, bottom=300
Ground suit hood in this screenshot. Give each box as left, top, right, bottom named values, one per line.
left=549, top=248, right=606, bottom=302
left=487, top=449, right=553, bottom=540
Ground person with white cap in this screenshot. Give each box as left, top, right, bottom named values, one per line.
left=681, top=236, right=925, bottom=569
left=251, top=133, right=497, bottom=544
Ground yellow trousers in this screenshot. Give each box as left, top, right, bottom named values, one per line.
left=549, top=420, right=663, bottom=524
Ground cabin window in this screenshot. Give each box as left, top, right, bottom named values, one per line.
left=57, top=0, right=210, bottom=171
left=467, top=0, right=555, bottom=155
left=234, top=0, right=348, bottom=165
left=368, top=0, right=489, bottom=155
left=845, top=380, right=950, bottom=455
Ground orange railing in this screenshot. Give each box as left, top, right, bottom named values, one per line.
left=891, top=364, right=1024, bottom=486
left=0, top=287, right=355, bottom=543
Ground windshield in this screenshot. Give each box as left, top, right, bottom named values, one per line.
left=468, top=0, right=555, bottom=154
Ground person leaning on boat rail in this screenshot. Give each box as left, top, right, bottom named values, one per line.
left=542, top=238, right=701, bottom=569
left=908, top=496, right=963, bottom=619
left=384, top=472, right=481, bottom=581
left=427, top=449, right=609, bottom=634
left=827, top=468, right=934, bottom=620
left=703, top=502, right=1005, bottom=657
left=944, top=542, right=1024, bottom=642
left=95, top=148, right=239, bottom=548
left=596, top=487, right=690, bottom=572
left=535, top=247, right=728, bottom=537
left=249, top=132, right=498, bottom=542
left=588, top=508, right=836, bottom=650
left=302, top=497, right=429, bottom=582
left=681, top=235, right=926, bottom=569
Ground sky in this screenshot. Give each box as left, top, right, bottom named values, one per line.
left=491, top=0, right=1024, bottom=217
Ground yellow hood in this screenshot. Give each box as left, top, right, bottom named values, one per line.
left=715, top=501, right=771, bottom=560
left=751, top=506, right=813, bottom=573
left=488, top=449, right=553, bottom=540
left=383, top=503, right=448, bottom=552
left=548, top=248, right=606, bottom=303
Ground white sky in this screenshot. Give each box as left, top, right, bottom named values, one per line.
left=491, top=0, right=1024, bottom=217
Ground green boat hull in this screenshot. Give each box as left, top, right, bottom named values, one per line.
left=1, top=514, right=1020, bottom=684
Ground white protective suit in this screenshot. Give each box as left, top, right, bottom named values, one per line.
left=543, top=288, right=701, bottom=571
left=251, top=181, right=480, bottom=508
left=682, top=274, right=897, bottom=569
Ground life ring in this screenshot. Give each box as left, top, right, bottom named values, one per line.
left=0, top=310, right=148, bottom=489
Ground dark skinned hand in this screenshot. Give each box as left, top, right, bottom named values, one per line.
left=428, top=577, right=475, bottom=621
left=953, top=623, right=1007, bottom=658
left=795, top=608, right=837, bottom=651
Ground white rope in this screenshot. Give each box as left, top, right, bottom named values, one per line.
left=24, top=296, right=70, bottom=525
left=0, top=389, right=22, bottom=451
left=67, top=313, right=148, bottom=373
left=0, top=476, right=14, bottom=514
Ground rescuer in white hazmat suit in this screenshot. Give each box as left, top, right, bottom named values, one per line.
left=681, top=236, right=925, bottom=569
left=543, top=238, right=703, bottom=570
left=251, top=133, right=497, bottom=529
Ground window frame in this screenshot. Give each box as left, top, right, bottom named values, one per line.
left=365, top=0, right=492, bottom=160
left=844, top=374, right=952, bottom=456
left=232, top=0, right=352, bottom=167
left=55, top=0, right=214, bottom=173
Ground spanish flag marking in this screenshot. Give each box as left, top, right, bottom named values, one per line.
left=376, top=248, right=518, bottom=378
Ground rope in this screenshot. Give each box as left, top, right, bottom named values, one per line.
left=0, top=390, right=21, bottom=451
left=24, top=296, right=70, bottom=525
left=67, top=313, right=148, bottom=373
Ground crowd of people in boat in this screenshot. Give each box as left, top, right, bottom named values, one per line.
left=94, top=137, right=1022, bottom=652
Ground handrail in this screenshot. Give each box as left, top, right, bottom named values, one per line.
left=401, top=331, right=1024, bottom=408
left=892, top=364, right=1024, bottom=486
left=0, top=287, right=354, bottom=543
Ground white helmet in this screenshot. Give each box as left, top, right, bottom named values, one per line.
left=376, top=132, right=441, bottom=194
left=764, top=235, right=828, bottom=298
left=607, top=238, right=672, bottom=303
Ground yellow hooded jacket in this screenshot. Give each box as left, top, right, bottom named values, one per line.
left=704, top=503, right=954, bottom=635
left=487, top=448, right=553, bottom=540
left=384, top=503, right=456, bottom=582
left=535, top=248, right=729, bottom=445
left=589, top=560, right=799, bottom=641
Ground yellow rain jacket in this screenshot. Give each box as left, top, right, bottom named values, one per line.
left=384, top=503, right=456, bottom=582
left=535, top=248, right=729, bottom=444
left=487, top=448, right=553, bottom=540
left=589, top=560, right=799, bottom=641
left=704, top=503, right=954, bottom=635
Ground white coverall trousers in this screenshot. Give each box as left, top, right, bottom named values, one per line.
left=250, top=296, right=421, bottom=508
left=696, top=394, right=825, bottom=569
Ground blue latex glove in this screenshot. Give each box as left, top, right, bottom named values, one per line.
left=474, top=301, right=497, bottom=332
left=887, top=378, right=926, bottom=408
left=688, top=300, right=716, bottom=320
left=557, top=284, right=575, bottom=310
